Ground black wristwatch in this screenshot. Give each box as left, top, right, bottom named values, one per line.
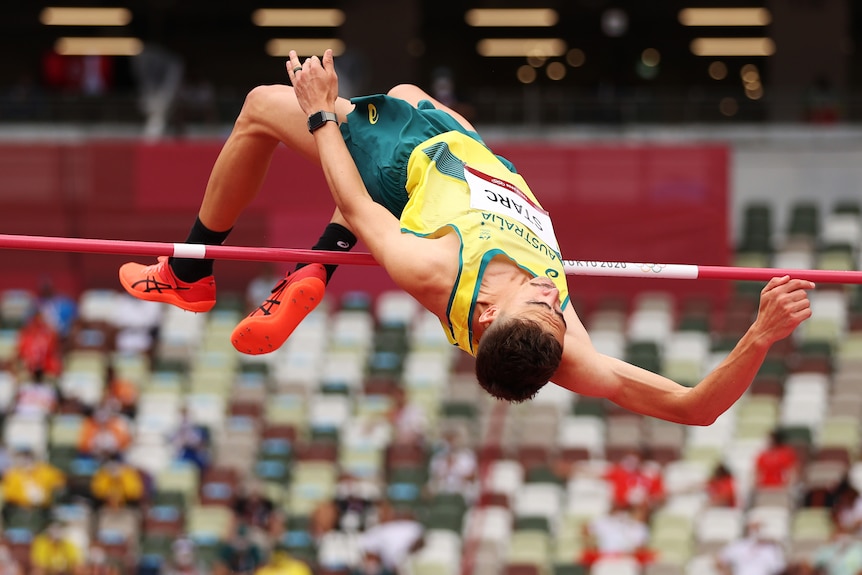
left=307, top=110, right=338, bottom=133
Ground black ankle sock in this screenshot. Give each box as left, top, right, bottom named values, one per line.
left=295, top=223, right=357, bottom=283
left=170, top=217, right=232, bottom=283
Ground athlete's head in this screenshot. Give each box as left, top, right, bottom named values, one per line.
left=474, top=276, right=566, bottom=402
left=475, top=315, right=563, bottom=402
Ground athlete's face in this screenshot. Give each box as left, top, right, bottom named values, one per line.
left=499, top=277, right=567, bottom=342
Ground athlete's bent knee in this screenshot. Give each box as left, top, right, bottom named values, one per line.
left=240, top=85, right=284, bottom=125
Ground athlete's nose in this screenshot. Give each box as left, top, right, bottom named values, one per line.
left=539, top=283, right=560, bottom=302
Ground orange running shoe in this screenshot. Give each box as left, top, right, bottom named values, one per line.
left=231, top=263, right=326, bottom=355
left=118, top=257, right=216, bottom=313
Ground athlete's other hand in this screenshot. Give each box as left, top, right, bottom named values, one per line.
left=751, top=275, right=815, bottom=344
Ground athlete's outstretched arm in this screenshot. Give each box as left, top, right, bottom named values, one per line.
left=286, top=49, right=451, bottom=303
left=553, top=276, right=815, bottom=425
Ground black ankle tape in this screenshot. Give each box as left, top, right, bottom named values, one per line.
left=296, top=223, right=357, bottom=282
left=170, top=217, right=232, bottom=283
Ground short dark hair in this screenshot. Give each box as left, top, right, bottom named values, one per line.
left=475, top=316, right=562, bottom=403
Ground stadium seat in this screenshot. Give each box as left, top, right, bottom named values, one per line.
left=464, top=505, right=512, bottom=545
left=3, top=414, right=47, bottom=455
left=591, top=556, right=641, bottom=575
left=695, top=507, right=743, bottom=550
left=0, top=289, right=35, bottom=329
left=685, top=553, right=722, bottom=575
left=557, top=415, right=605, bottom=458
left=791, top=506, right=833, bottom=542
left=0, top=333, right=18, bottom=366
left=746, top=505, right=790, bottom=544
left=514, top=483, right=564, bottom=525
left=506, top=529, right=551, bottom=565
left=186, top=504, right=234, bottom=543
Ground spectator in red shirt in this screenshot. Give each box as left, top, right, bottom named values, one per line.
left=754, top=430, right=799, bottom=489
left=16, top=310, right=62, bottom=378
left=706, top=462, right=737, bottom=508
left=603, top=448, right=665, bottom=515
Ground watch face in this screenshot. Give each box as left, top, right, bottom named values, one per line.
left=308, top=111, right=336, bottom=132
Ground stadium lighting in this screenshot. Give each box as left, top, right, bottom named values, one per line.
left=252, top=9, right=345, bottom=27
left=266, top=39, right=346, bottom=57
left=465, top=9, right=558, bottom=27
left=679, top=8, right=772, bottom=27
left=40, top=7, right=132, bottom=26
left=690, top=37, right=776, bottom=57
left=477, top=38, right=567, bottom=58
left=54, top=36, right=143, bottom=56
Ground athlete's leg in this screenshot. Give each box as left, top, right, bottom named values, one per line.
left=199, top=84, right=356, bottom=231
left=119, top=84, right=357, bottom=314
left=386, top=84, right=478, bottom=133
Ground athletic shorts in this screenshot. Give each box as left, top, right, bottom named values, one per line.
left=340, top=94, right=516, bottom=217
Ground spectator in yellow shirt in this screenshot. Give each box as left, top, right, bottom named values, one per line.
left=89, top=454, right=144, bottom=508
left=1, top=448, right=65, bottom=524
left=30, top=521, right=84, bottom=575
left=254, top=546, right=313, bottom=575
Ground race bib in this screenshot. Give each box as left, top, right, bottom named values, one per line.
left=465, top=165, right=559, bottom=251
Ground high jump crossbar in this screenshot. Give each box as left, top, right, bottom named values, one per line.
left=1, top=233, right=861, bottom=284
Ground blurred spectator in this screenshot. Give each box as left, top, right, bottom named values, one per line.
left=1, top=447, right=65, bottom=524
left=805, top=76, right=841, bottom=124
left=581, top=501, right=654, bottom=566
left=164, top=538, right=207, bottom=575
left=254, top=544, right=313, bottom=575
left=428, top=429, right=477, bottom=501
left=388, top=386, right=427, bottom=447
left=81, top=545, right=121, bottom=575
left=79, top=55, right=114, bottom=97
left=315, top=503, right=363, bottom=571
left=35, top=280, right=77, bottom=339
left=603, top=448, right=666, bottom=515
left=171, top=406, right=211, bottom=471
left=41, top=49, right=114, bottom=97
left=174, top=71, right=219, bottom=134
left=131, top=43, right=185, bottom=139
left=111, top=296, right=162, bottom=355
left=89, top=454, right=144, bottom=508
left=234, top=480, right=276, bottom=533
left=13, top=368, right=59, bottom=418
left=0, top=535, right=23, bottom=574
left=334, top=473, right=380, bottom=533
left=807, top=520, right=862, bottom=575
left=715, top=518, right=786, bottom=575
left=755, top=430, right=799, bottom=489
left=16, top=310, right=63, bottom=378
left=30, top=520, right=84, bottom=575
left=355, top=501, right=424, bottom=575
left=213, top=523, right=265, bottom=575
left=102, top=364, right=138, bottom=418
left=78, top=403, right=132, bottom=460
left=706, top=462, right=737, bottom=508
left=831, top=478, right=862, bottom=534
left=310, top=500, right=340, bottom=542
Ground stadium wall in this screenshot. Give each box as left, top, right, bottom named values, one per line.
left=0, top=138, right=730, bottom=310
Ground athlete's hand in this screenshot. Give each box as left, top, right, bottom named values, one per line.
left=751, top=275, right=815, bottom=344
left=287, top=48, right=339, bottom=115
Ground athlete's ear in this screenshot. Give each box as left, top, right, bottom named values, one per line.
left=478, top=305, right=500, bottom=327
